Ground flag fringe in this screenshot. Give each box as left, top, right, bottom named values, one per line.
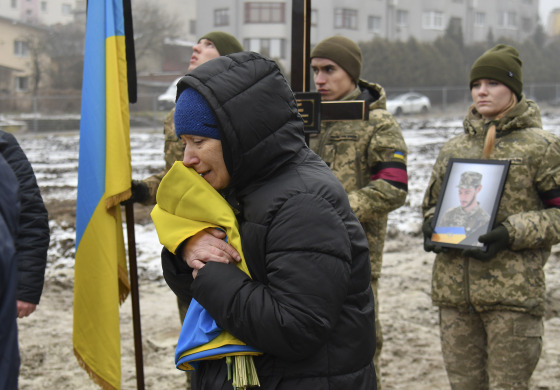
left=118, top=263, right=130, bottom=304
left=74, top=347, right=118, bottom=390
left=106, top=189, right=132, bottom=209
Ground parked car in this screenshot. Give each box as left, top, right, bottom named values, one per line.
left=386, top=92, right=431, bottom=116
left=157, top=77, right=182, bottom=111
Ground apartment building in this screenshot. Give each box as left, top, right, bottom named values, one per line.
left=0, top=15, right=48, bottom=94
left=548, top=8, right=560, bottom=36
left=0, top=0, right=543, bottom=93
left=0, top=0, right=85, bottom=26
left=193, top=0, right=540, bottom=71
left=0, top=0, right=85, bottom=94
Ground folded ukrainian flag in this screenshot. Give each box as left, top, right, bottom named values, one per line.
left=151, top=162, right=261, bottom=372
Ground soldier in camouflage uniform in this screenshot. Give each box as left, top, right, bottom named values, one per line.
left=422, top=44, right=560, bottom=389
left=309, top=36, right=408, bottom=390
left=440, top=171, right=490, bottom=246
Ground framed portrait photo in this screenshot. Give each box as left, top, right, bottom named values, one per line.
left=428, top=158, right=510, bottom=251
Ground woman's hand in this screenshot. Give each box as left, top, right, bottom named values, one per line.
left=182, top=228, right=241, bottom=278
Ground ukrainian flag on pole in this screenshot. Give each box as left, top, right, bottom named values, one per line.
left=73, top=1, right=132, bottom=388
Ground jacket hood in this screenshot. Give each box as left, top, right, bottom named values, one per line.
left=464, top=95, right=542, bottom=136
left=175, top=52, right=306, bottom=191
left=352, top=79, right=386, bottom=110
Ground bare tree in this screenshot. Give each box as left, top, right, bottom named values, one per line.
left=27, top=1, right=184, bottom=92
left=39, top=23, right=85, bottom=90
left=132, top=1, right=183, bottom=73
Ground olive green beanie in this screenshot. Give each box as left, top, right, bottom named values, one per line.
left=469, top=44, right=523, bottom=99
left=311, top=36, right=362, bottom=83
left=199, top=31, right=243, bottom=56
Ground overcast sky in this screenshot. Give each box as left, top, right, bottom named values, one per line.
left=540, top=0, right=558, bottom=26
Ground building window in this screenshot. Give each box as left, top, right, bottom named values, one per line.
left=475, top=12, right=485, bottom=27
left=334, top=8, right=358, bottom=30
left=396, top=10, right=408, bottom=27
left=41, top=1, right=47, bottom=12
left=311, top=9, right=318, bottom=27
left=498, top=11, right=517, bottom=29
left=245, top=2, right=285, bottom=23
left=521, top=17, right=532, bottom=32
left=11, top=0, right=17, bottom=8
left=368, top=15, right=382, bottom=33
left=422, top=11, right=444, bottom=30
left=243, top=38, right=286, bottom=59
left=62, top=3, right=71, bottom=15
left=15, top=76, right=29, bottom=92
left=522, top=0, right=532, bottom=3
left=14, top=40, right=29, bottom=57
left=189, top=20, right=196, bottom=35
left=214, top=8, right=229, bottom=26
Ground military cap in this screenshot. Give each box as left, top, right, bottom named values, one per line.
left=458, top=171, right=482, bottom=188
left=470, top=44, right=523, bottom=99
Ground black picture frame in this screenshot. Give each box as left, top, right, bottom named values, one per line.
left=428, top=158, right=510, bottom=251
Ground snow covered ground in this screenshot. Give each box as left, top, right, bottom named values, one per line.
left=14, top=107, right=560, bottom=282
left=12, top=107, right=560, bottom=390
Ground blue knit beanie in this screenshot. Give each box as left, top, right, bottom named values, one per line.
left=174, top=88, right=220, bottom=139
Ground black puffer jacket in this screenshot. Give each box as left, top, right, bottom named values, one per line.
left=161, top=52, right=376, bottom=389
left=0, top=131, right=49, bottom=304
left=0, top=152, right=21, bottom=390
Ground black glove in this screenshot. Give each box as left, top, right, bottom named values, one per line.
left=121, top=180, right=150, bottom=205
left=462, top=225, right=509, bottom=261
left=422, top=217, right=445, bottom=253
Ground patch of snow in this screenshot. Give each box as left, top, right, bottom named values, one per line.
left=12, top=112, right=560, bottom=281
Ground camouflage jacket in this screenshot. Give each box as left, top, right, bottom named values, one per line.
left=440, top=202, right=490, bottom=246
left=422, top=98, right=560, bottom=316
left=310, top=80, right=408, bottom=279
left=141, top=107, right=185, bottom=205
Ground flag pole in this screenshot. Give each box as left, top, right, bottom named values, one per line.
left=124, top=202, right=145, bottom=390
left=122, top=0, right=142, bottom=387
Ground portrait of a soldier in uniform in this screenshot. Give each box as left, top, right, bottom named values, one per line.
left=439, top=171, right=490, bottom=246
left=429, top=158, right=510, bottom=250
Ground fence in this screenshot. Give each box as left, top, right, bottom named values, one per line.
left=385, top=82, right=560, bottom=112
left=1, top=82, right=560, bottom=132
left=0, top=92, right=167, bottom=132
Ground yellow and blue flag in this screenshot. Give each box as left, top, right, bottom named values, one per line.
left=151, top=163, right=262, bottom=371
left=73, top=1, right=135, bottom=388
left=432, top=226, right=467, bottom=244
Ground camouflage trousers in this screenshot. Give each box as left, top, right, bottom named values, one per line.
left=439, top=307, right=543, bottom=390
left=372, top=278, right=382, bottom=390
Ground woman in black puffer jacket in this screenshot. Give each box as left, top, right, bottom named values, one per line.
left=160, top=51, right=377, bottom=389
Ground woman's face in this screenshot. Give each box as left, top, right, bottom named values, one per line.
left=471, top=79, right=514, bottom=120
left=180, top=135, right=230, bottom=190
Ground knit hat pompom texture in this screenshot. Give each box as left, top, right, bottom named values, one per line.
left=311, top=36, right=362, bottom=83
left=199, top=31, right=243, bottom=56
left=470, top=44, right=523, bottom=98
left=174, top=88, right=220, bottom=140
